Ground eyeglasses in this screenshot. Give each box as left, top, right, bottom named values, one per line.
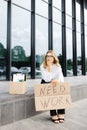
left=46, top=55, right=54, bottom=58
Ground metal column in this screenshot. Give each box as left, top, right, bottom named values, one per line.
left=31, top=0, right=35, bottom=78
left=62, top=0, right=66, bottom=76
left=72, top=0, right=77, bottom=75
left=48, top=0, right=53, bottom=50
left=81, top=0, right=85, bottom=75
left=6, top=0, right=11, bottom=80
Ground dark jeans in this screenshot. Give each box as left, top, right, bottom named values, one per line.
left=41, top=79, right=65, bottom=116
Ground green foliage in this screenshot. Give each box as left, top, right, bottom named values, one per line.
left=12, top=46, right=26, bottom=61
left=67, top=59, right=73, bottom=70
left=0, top=42, right=6, bottom=58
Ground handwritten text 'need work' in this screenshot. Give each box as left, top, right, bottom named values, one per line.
left=34, top=82, right=72, bottom=111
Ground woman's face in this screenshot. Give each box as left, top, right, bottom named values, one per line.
left=46, top=52, right=54, bottom=64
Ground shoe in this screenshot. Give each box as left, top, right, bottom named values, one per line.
left=51, top=118, right=59, bottom=123
left=58, top=118, right=65, bottom=123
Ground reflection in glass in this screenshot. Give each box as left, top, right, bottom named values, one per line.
left=76, top=21, right=81, bottom=33
left=76, top=2, right=80, bottom=21
left=53, top=0, right=61, bottom=10
left=85, top=36, right=87, bottom=74
left=66, top=0, right=72, bottom=15
left=77, top=32, right=81, bottom=75
left=53, top=8, right=61, bottom=24
left=85, top=26, right=87, bottom=36
left=36, top=15, right=48, bottom=77
left=76, top=2, right=81, bottom=75
left=0, top=0, right=7, bottom=80
left=42, top=0, right=48, bottom=3
left=12, top=5, right=31, bottom=78
left=53, top=23, right=62, bottom=65
left=84, top=9, right=87, bottom=26
left=66, top=15, right=72, bottom=29
left=12, top=0, right=31, bottom=10
left=84, top=9, right=87, bottom=35
left=36, top=0, right=48, bottom=18
left=85, top=9, right=87, bottom=74
left=66, top=29, right=73, bottom=76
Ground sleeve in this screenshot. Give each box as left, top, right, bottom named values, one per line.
left=56, top=66, right=64, bottom=82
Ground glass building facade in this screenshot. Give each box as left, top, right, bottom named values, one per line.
left=0, top=0, right=87, bottom=80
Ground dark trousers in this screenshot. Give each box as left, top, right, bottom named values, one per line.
left=41, top=79, right=65, bottom=116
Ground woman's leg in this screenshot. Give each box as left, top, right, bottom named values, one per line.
left=57, top=109, right=65, bottom=123
left=41, top=79, right=59, bottom=123
left=50, top=110, right=59, bottom=123
left=57, top=109, right=65, bottom=114
left=50, top=110, right=57, bottom=116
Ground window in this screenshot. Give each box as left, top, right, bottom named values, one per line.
left=66, top=0, right=72, bottom=15
left=12, top=5, right=31, bottom=78
left=53, top=8, right=61, bottom=24
left=66, top=15, right=72, bottom=29
left=76, top=2, right=80, bottom=21
left=84, top=9, right=87, bottom=74
left=53, top=23, right=62, bottom=64
left=36, top=0, right=48, bottom=18
left=36, top=15, right=48, bottom=77
left=85, top=36, right=87, bottom=74
left=77, top=33, right=81, bottom=75
left=66, top=29, right=73, bottom=76
left=0, top=0, right=7, bottom=80
left=53, top=0, right=61, bottom=10
left=76, top=2, right=81, bottom=75
left=76, top=21, right=81, bottom=32
left=66, top=0, right=72, bottom=29
left=12, top=0, right=31, bottom=10
left=53, top=0, right=61, bottom=24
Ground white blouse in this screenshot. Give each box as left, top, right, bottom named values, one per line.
left=40, top=64, right=64, bottom=82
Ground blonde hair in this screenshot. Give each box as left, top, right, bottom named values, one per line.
left=42, top=50, right=60, bottom=68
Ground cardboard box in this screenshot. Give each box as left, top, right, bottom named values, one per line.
left=9, top=81, right=27, bottom=94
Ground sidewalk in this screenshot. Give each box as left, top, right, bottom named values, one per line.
left=0, top=98, right=87, bottom=130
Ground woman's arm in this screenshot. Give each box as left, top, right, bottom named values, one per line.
left=51, top=66, right=64, bottom=85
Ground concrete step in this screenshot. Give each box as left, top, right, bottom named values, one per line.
left=0, top=99, right=87, bottom=130
left=0, top=76, right=87, bottom=126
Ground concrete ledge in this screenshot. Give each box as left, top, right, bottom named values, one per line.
left=71, top=84, right=87, bottom=101
left=64, top=76, right=87, bottom=101
left=0, top=76, right=87, bottom=126
left=0, top=94, right=35, bottom=125
left=0, top=80, right=41, bottom=126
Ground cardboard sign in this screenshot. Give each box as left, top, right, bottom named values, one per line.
left=34, top=82, right=72, bottom=111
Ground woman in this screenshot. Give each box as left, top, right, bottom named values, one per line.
left=40, top=50, right=65, bottom=123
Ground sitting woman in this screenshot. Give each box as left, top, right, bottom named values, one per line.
left=40, top=50, right=65, bottom=123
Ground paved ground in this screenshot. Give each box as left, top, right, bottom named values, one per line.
left=0, top=98, right=87, bottom=130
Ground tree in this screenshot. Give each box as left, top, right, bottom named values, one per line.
left=12, top=46, right=26, bottom=61
left=67, top=59, right=73, bottom=70
left=58, top=54, right=62, bottom=66
left=0, top=42, right=6, bottom=58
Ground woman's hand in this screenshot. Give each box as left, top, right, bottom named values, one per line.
left=51, top=79, right=60, bottom=86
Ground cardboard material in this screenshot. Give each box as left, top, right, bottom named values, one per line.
left=34, top=82, right=72, bottom=111
left=9, top=81, right=27, bottom=94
